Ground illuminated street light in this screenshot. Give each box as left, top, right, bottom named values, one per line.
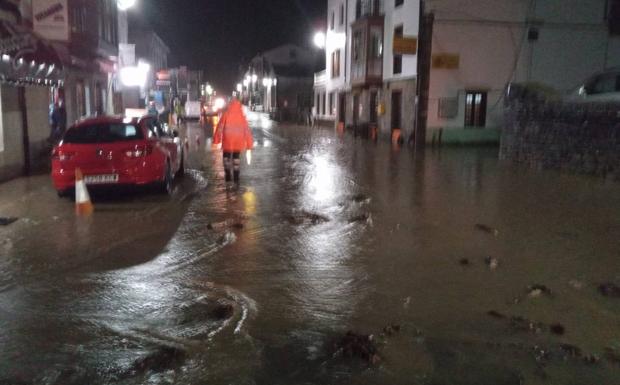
left=117, top=0, right=136, bottom=11
left=236, top=83, right=243, bottom=93
left=262, top=77, right=272, bottom=87
left=251, top=74, right=258, bottom=83
left=313, top=31, right=326, bottom=49
left=206, top=84, right=214, bottom=96
left=243, top=79, right=249, bottom=87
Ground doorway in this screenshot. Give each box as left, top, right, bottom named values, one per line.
left=353, top=94, right=360, bottom=125
left=369, top=91, right=378, bottom=124
left=391, top=90, right=402, bottom=130
left=338, top=93, right=346, bottom=124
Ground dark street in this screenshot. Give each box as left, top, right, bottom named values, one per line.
left=1, top=114, right=620, bottom=384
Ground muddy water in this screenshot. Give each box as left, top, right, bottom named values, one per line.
left=1, top=116, right=620, bottom=384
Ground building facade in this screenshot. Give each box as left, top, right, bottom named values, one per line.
left=314, top=0, right=420, bottom=139
left=242, top=44, right=316, bottom=121
left=426, top=0, right=620, bottom=144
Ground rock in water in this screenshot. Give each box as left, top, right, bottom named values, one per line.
left=527, top=284, right=553, bottom=298
left=210, top=301, right=234, bottom=320
left=459, top=258, right=471, bottom=266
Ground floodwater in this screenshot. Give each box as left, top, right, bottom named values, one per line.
left=1, top=115, right=620, bottom=384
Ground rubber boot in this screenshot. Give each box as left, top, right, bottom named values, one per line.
left=233, top=170, right=240, bottom=183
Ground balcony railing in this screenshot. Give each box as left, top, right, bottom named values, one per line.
left=314, top=70, right=327, bottom=86
left=355, top=0, right=383, bottom=20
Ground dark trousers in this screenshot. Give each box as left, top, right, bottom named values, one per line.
left=223, top=152, right=241, bottom=182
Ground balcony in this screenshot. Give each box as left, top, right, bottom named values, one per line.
left=354, top=0, right=383, bottom=20
left=314, top=70, right=327, bottom=87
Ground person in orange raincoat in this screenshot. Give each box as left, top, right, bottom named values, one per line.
left=213, top=99, right=254, bottom=183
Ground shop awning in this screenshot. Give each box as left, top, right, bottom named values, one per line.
left=0, top=20, right=64, bottom=86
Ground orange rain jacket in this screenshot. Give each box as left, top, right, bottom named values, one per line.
left=213, top=100, right=254, bottom=152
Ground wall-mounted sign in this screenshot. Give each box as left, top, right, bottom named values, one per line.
left=393, top=36, right=417, bottom=55
left=432, top=53, right=460, bottom=70
left=32, top=0, right=69, bottom=42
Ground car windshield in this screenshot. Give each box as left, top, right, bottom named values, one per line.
left=63, top=123, right=143, bottom=144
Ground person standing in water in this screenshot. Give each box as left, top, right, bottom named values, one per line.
left=213, top=99, right=254, bottom=183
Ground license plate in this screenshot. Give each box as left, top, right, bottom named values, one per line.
left=84, top=174, right=119, bottom=185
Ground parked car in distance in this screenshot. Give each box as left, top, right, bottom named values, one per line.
left=52, top=115, right=184, bottom=197
left=570, top=68, right=620, bottom=101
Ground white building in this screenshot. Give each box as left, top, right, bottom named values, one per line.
left=314, top=0, right=420, bottom=139
left=427, top=0, right=620, bottom=144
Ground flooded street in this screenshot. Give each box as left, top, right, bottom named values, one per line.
left=2, top=114, right=620, bottom=384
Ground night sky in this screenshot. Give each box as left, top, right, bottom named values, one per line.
left=136, top=0, right=327, bottom=93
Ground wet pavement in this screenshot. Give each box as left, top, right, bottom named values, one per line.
left=1, top=113, right=620, bottom=384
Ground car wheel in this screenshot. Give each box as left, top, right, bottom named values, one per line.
left=176, top=151, right=185, bottom=178
left=160, top=162, right=173, bottom=195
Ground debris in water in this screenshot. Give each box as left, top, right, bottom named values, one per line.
left=332, top=331, right=380, bottom=365
left=382, top=324, right=401, bottom=336
left=130, top=346, right=186, bottom=374
left=484, top=256, right=499, bottom=270
left=487, top=310, right=506, bottom=319
left=286, top=210, right=330, bottom=225
left=0, top=217, right=18, bottom=226
left=403, top=297, right=411, bottom=309
left=598, top=283, right=620, bottom=298
left=568, top=280, right=584, bottom=290
left=459, top=258, right=471, bottom=266
left=510, top=316, right=544, bottom=334
left=532, top=345, right=551, bottom=364
left=549, top=323, right=566, bottom=336
left=527, top=284, right=553, bottom=298
left=475, top=223, right=499, bottom=237
left=348, top=213, right=371, bottom=224
left=559, top=343, right=582, bottom=358
left=583, top=354, right=600, bottom=365
left=351, top=194, right=371, bottom=204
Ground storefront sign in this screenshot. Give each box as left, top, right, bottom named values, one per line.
left=32, top=0, right=69, bottom=42
left=432, top=53, right=460, bottom=69
left=393, top=36, right=417, bottom=55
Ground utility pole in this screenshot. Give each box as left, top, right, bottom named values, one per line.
left=414, top=1, right=434, bottom=150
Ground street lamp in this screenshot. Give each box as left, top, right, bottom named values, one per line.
left=117, top=0, right=136, bottom=11
left=236, top=83, right=243, bottom=93
left=313, top=31, right=326, bottom=49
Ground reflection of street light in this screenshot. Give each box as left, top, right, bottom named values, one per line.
left=117, top=0, right=136, bottom=11
left=313, top=31, right=326, bottom=49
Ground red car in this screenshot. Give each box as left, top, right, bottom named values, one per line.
left=52, top=115, right=184, bottom=196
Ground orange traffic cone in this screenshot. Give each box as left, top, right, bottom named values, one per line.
left=75, top=168, right=94, bottom=216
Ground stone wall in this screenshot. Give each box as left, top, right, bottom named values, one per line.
left=500, top=94, right=620, bottom=180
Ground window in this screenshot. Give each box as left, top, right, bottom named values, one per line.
left=340, top=4, right=344, bottom=25
left=316, top=93, right=320, bottom=113
left=353, top=31, right=362, bottom=61
left=330, top=11, right=335, bottom=29
left=355, top=0, right=362, bottom=19
left=370, top=32, right=383, bottom=58
left=331, top=50, right=341, bottom=78
left=465, top=91, right=487, bottom=127
left=329, top=93, right=334, bottom=116
left=393, top=56, right=403, bottom=74
left=393, top=25, right=404, bottom=74
left=395, top=0, right=404, bottom=7
left=63, top=124, right=142, bottom=144
left=586, top=73, right=620, bottom=95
